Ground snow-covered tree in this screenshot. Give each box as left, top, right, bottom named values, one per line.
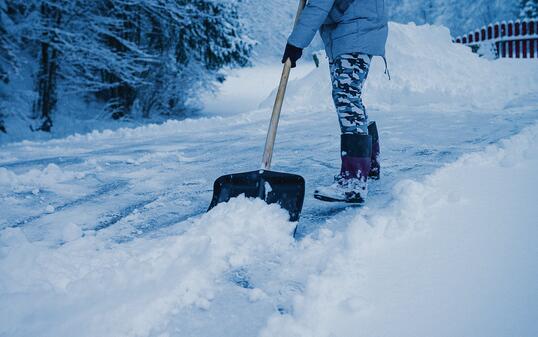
left=0, top=0, right=252, bottom=131
left=97, top=0, right=253, bottom=118
left=520, top=0, right=538, bottom=18
left=0, top=0, right=19, bottom=133
left=0, top=1, right=16, bottom=81
left=88, top=0, right=251, bottom=119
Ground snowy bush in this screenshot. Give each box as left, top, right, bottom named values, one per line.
left=520, top=0, right=538, bottom=18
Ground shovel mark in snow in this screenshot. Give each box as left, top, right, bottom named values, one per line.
left=0, top=155, right=84, bottom=170
left=94, top=188, right=209, bottom=239
left=95, top=195, right=161, bottom=231
left=10, top=180, right=129, bottom=228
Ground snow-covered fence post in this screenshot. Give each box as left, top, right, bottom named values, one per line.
left=454, top=18, right=538, bottom=59
left=528, top=20, right=538, bottom=58
left=508, top=21, right=514, bottom=58
left=519, top=21, right=526, bottom=58
left=514, top=21, right=522, bottom=58
left=499, top=22, right=506, bottom=58
left=494, top=23, right=501, bottom=57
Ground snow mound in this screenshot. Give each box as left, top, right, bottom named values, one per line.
left=0, top=197, right=294, bottom=337
left=262, top=22, right=538, bottom=112
left=260, top=123, right=538, bottom=337
left=0, top=164, right=85, bottom=194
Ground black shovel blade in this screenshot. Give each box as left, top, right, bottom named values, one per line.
left=208, top=170, right=305, bottom=222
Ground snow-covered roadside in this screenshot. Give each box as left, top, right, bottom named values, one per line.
left=201, top=62, right=316, bottom=117
left=261, top=123, right=538, bottom=337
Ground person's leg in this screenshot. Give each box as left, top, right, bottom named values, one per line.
left=330, top=53, right=371, bottom=135
left=314, top=53, right=373, bottom=203
left=332, top=53, right=373, bottom=183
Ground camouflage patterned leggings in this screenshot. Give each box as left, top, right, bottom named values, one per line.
left=330, top=53, right=371, bottom=135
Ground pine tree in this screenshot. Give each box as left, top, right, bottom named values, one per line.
left=32, top=1, right=62, bottom=131
left=1, top=11, right=7, bottom=133
left=0, top=0, right=252, bottom=131
left=0, top=0, right=18, bottom=133
left=520, top=0, right=538, bottom=18
left=92, top=0, right=252, bottom=118
left=134, top=0, right=252, bottom=117
left=0, top=0, right=17, bottom=82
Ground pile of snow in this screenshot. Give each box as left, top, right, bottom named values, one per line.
left=0, top=164, right=85, bottom=195
left=201, top=63, right=316, bottom=116
left=262, top=22, right=538, bottom=112
left=0, top=197, right=295, bottom=337
left=261, top=123, right=538, bottom=337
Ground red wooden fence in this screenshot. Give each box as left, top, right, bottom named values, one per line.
left=454, top=18, right=538, bottom=59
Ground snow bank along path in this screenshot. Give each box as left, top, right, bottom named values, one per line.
left=261, top=123, right=538, bottom=337
left=262, top=22, right=538, bottom=112
left=1, top=23, right=538, bottom=336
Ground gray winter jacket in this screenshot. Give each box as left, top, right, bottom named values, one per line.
left=288, top=0, right=388, bottom=61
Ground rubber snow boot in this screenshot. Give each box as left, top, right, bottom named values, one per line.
left=368, top=121, right=380, bottom=180
left=314, top=134, right=372, bottom=203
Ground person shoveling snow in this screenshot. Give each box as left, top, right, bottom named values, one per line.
left=282, top=0, right=388, bottom=203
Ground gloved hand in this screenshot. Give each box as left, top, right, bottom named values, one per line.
left=282, top=43, right=303, bottom=68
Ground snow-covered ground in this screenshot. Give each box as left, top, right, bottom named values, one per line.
left=201, top=63, right=316, bottom=116
left=1, top=23, right=538, bottom=337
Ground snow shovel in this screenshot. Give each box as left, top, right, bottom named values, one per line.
left=208, top=0, right=307, bottom=221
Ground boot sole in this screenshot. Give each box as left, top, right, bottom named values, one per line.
left=314, top=193, right=365, bottom=204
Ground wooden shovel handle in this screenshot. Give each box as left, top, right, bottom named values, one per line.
left=261, top=0, right=307, bottom=170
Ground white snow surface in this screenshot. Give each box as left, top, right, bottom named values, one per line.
left=2, top=123, right=538, bottom=337
left=1, top=198, right=295, bottom=336
left=261, top=123, right=538, bottom=337
left=1, top=23, right=538, bottom=337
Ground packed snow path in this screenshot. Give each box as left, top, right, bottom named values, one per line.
left=2, top=98, right=537, bottom=242
left=1, top=23, right=538, bottom=337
